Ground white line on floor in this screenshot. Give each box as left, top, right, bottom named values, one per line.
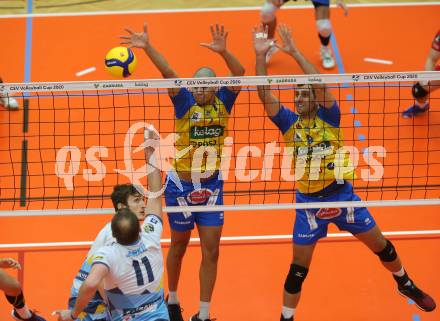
left=364, top=57, right=393, bottom=65
left=75, top=66, right=96, bottom=77
left=1, top=229, right=439, bottom=249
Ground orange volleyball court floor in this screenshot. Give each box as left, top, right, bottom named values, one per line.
left=1, top=3, right=440, bottom=321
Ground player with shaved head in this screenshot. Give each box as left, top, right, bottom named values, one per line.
left=122, top=22, right=245, bottom=321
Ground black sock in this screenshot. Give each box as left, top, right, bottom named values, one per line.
left=5, top=292, right=25, bottom=309
left=393, top=271, right=412, bottom=287
left=318, top=34, right=331, bottom=47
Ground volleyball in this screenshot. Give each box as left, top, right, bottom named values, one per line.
left=104, top=46, right=137, bottom=78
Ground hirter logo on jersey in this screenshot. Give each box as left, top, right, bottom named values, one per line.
left=315, top=208, right=342, bottom=219
left=144, top=223, right=155, bottom=233
left=187, top=188, right=213, bottom=204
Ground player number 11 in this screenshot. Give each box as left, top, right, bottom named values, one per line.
left=132, top=256, right=154, bottom=286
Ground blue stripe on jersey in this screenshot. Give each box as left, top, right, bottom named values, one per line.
left=215, top=87, right=238, bottom=114
left=69, top=259, right=107, bottom=316
left=270, top=105, right=299, bottom=134
left=316, top=102, right=340, bottom=127
left=171, top=88, right=195, bottom=119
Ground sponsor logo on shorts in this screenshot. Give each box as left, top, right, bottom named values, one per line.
left=298, top=233, right=315, bottom=238
left=364, top=217, right=372, bottom=225
left=173, top=220, right=191, bottom=225
left=315, top=208, right=342, bottom=219
left=187, top=188, right=213, bottom=205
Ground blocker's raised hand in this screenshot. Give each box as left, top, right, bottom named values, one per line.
left=276, top=24, right=298, bottom=55
left=200, top=24, right=229, bottom=54
left=121, top=23, right=150, bottom=49
left=253, top=24, right=273, bottom=56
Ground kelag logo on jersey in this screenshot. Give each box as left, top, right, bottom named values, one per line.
left=187, top=188, right=213, bottom=204
left=190, top=125, right=224, bottom=139
left=315, top=208, right=342, bottom=219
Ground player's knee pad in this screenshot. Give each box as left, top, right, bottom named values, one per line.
left=375, top=239, right=397, bottom=262
left=316, top=19, right=332, bottom=37
left=412, top=82, right=429, bottom=99
left=261, top=2, right=278, bottom=23
left=5, top=292, right=25, bottom=309
left=284, top=264, right=309, bottom=294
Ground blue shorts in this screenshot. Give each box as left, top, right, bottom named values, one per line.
left=293, top=181, right=376, bottom=245
left=165, top=171, right=224, bottom=232
left=312, top=0, right=330, bottom=7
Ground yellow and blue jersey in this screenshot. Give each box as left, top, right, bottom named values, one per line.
left=171, top=87, right=238, bottom=173
left=270, top=102, right=354, bottom=194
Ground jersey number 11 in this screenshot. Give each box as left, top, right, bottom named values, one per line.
left=132, top=257, right=154, bottom=286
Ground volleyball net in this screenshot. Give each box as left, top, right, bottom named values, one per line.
left=1, top=71, right=440, bottom=216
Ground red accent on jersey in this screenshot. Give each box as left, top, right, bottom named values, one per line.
left=435, top=64, right=440, bottom=71
left=432, top=30, right=440, bottom=52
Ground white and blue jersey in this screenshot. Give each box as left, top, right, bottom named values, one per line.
left=92, top=215, right=168, bottom=321
left=69, top=223, right=115, bottom=321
